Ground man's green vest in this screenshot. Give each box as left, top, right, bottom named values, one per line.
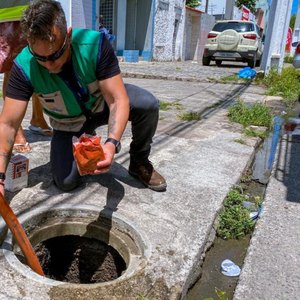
left=0, top=0, right=29, bottom=22
left=15, top=28, right=105, bottom=132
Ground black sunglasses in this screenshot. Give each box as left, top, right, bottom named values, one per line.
left=28, top=35, right=68, bottom=62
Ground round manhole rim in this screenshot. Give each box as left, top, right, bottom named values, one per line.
left=3, top=205, right=150, bottom=287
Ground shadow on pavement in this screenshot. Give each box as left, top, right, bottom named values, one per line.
left=274, top=135, right=300, bottom=203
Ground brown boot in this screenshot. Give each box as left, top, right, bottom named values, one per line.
left=129, top=161, right=167, bottom=192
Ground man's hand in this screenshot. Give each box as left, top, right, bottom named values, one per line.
left=93, top=142, right=115, bottom=174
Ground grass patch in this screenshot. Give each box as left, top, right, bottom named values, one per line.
left=284, top=55, right=294, bottom=64
left=220, top=74, right=238, bottom=82
left=178, top=111, right=201, bottom=121
left=217, top=187, right=256, bottom=240
left=228, top=100, right=272, bottom=129
left=259, top=67, right=300, bottom=110
left=244, top=127, right=268, bottom=139
left=234, top=138, right=246, bottom=144
left=204, top=288, right=229, bottom=300
left=240, top=170, right=252, bottom=184
left=159, top=101, right=183, bottom=111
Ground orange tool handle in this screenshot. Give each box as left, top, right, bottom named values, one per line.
left=0, top=193, right=44, bottom=276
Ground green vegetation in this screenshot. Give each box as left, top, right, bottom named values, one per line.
left=228, top=100, right=272, bottom=134
left=178, top=111, right=201, bottom=121
left=186, top=0, right=201, bottom=8
left=204, top=288, right=229, bottom=300
left=240, top=170, right=252, bottom=184
left=220, top=74, right=239, bottom=82
left=220, top=66, right=300, bottom=114
left=260, top=67, right=300, bottom=110
left=234, top=138, right=246, bottom=144
left=290, top=14, right=296, bottom=31
left=284, top=55, right=294, bottom=64
left=217, top=187, right=256, bottom=240
left=236, top=0, right=256, bottom=13
left=159, top=101, right=201, bottom=122
left=159, top=101, right=183, bottom=111
left=243, top=126, right=268, bottom=139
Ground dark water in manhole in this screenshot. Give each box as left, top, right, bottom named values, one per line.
left=31, top=235, right=126, bottom=283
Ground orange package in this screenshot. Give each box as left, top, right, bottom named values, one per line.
left=72, top=134, right=105, bottom=175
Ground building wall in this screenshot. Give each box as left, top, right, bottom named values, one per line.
left=136, top=0, right=152, bottom=51
left=100, top=0, right=187, bottom=61
left=116, top=0, right=126, bottom=52
left=225, top=0, right=235, bottom=19
left=60, top=0, right=97, bottom=29
left=197, top=14, right=215, bottom=59
left=183, top=9, right=215, bottom=61
left=72, top=0, right=94, bottom=29
left=59, top=0, right=72, bottom=26
left=153, top=0, right=185, bottom=61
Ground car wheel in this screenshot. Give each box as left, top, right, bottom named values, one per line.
left=203, top=56, right=211, bottom=66
left=216, top=60, right=222, bottom=67
left=248, top=52, right=257, bottom=68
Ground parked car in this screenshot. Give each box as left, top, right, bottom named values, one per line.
left=292, top=41, right=300, bottom=69
left=202, top=20, right=263, bottom=68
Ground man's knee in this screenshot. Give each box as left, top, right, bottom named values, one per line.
left=53, top=176, right=81, bottom=192
left=125, top=84, right=159, bottom=111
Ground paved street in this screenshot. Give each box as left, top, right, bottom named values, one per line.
left=120, top=60, right=252, bottom=82
left=0, top=61, right=298, bottom=299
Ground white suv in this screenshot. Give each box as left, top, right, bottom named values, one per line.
left=202, top=20, right=263, bottom=68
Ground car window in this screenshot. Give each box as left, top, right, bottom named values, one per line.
left=212, top=22, right=254, bottom=33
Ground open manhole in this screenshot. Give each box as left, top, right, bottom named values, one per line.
left=33, top=235, right=126, bottom=283
left=3, top=206, right=149, bottom=286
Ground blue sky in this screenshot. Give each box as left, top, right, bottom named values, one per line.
left=292, top=0, right=298, bottom=15
left=199, top=0, right=299, bottom=16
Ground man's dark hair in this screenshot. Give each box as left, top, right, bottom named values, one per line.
left=21, top=0, right=67, bottom=43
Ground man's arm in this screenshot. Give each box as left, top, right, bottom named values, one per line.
left=0, top=97, right=28, bottom=192
left=94, top=74, right=129, bottom=174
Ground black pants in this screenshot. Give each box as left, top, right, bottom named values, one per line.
left=50, top=84, right=159, bottom=191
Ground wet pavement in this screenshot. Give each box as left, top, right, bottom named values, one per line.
left=0, top=61, right=298, bottom=299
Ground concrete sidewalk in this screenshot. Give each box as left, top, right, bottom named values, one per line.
left=0, top=61, right=297, bottom=299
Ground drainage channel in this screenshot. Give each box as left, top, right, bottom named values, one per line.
left=186, top=134, right=273, bottom=300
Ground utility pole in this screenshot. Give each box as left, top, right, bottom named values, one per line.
left=205, top=0, right=209, bottom=13
left=260, top=0, right=293, bottom=74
